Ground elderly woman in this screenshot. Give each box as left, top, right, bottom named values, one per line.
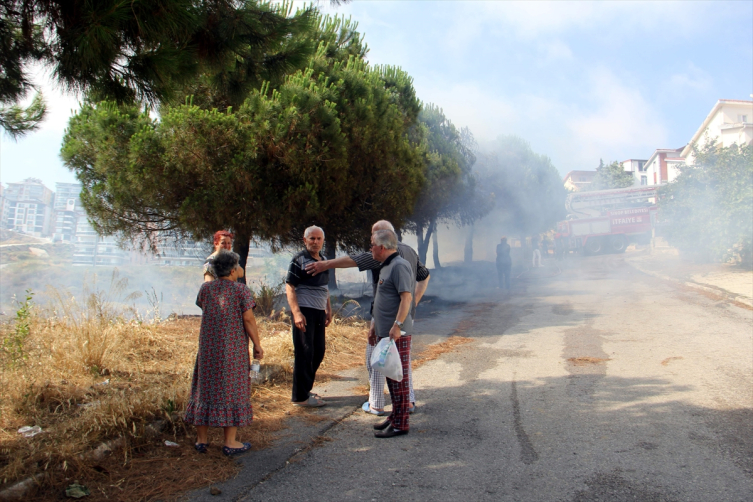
left=185, top=250, right=264, bottom=456
left=204, top=230, right=245, bottom=282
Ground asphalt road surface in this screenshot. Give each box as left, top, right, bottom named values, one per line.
left=206, top=254, right=753, bottom=502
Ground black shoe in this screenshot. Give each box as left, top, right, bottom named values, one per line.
left=373, top=419, right=391, bottom=431
left=375, top=425, right=408, bottom=438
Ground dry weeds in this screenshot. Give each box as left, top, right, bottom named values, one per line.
left=412, top=336, right=474, bottom=370
left=0, top=289, right=367, bottom=501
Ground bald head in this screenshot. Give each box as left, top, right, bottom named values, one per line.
left=371, top=220, right=395, bottom=233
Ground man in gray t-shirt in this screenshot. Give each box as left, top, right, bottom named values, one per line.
left=370, top=229, right=413, bottom=438
left=372, top=252, right=414, bottom=338
left=302, top=219, right=430, bottom=416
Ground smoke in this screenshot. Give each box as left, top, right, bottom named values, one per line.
left=0, top=134, right=568, bottom=316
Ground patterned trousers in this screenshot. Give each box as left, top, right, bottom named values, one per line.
left=385, top=336, right=412, bottom=431
left=366, top=339, right=414, bottom=410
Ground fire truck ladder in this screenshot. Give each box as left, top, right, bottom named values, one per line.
left=566, top=186, right=658, bottom=218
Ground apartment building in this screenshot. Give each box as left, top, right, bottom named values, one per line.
left=72, top=218, right=130, bottom=266
left=53, top=182, right=85, bottom=242
left=3, top=178, right=54, bottom=237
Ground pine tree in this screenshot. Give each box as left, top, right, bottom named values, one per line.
left=1, top=0, right=315, bottom=136
left=61, top=13, right=426, bottom=280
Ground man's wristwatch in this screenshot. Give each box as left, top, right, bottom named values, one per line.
left=394, top=320, right=404, bottom=328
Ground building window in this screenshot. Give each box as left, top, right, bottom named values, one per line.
left=739, top=115, right=749, bottom=123
left=641, top=175, right=647, bottom=185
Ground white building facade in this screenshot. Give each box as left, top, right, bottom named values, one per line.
left=682, top=99, right=753, bottom=163
left=621, top=159, right=648, bottom=186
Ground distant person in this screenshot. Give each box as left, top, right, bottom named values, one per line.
left=185, top=250, right=263, bottom=456
left=286, top=226, right=332, bottom=407
left=496, top=237, right=512, bottom=290
left=204, top=230, right=244, bottom=282
left=541, top=237, right=550, bottom=257
left=304, top=220, right=429, bottom=416
left=369, top=229, right=414, bottom=438
left=532, top=237, right=542, bottom=267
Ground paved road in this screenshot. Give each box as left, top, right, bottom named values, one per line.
left=206, top=254, right=753, bottom=502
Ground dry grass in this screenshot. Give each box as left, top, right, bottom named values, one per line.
left=412, top=336, right=474, bottom=370
left=0, top=285, right=367, bottom=501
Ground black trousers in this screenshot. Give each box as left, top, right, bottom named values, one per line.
left=497, top=262, right=511, bottom=289
left=292, top=307, right=327, bottom=402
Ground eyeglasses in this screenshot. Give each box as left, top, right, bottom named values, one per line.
left=370, top=243, right=382, bottom=249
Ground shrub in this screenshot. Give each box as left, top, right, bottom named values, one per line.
left=1, top=289, right=34, bottom=368
left=659, top=142, right=752, bottom=264
left=249, top=276, right=285, bottom=316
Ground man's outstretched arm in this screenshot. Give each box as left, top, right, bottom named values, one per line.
left=304, top=255, right=358, bottom=276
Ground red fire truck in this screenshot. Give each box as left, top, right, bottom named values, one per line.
left=555, top=186, right=658, bottom=255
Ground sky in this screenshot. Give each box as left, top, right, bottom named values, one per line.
left=1, top=0, right=752, bottom=190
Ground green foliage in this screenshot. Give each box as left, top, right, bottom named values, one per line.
left=61, top=13, right=425, bottom=257
left=249, top=276, right=285, bottom=316
left=1, top=0, right=315, bottom=136
left=2, top=289, right=34, bottom=368
left=659, top=142, right=753, bottom=263
left=589, top=159, right=634, bottom=191
left=0, top=92, right=47, bottom=139
left=474, top=136, right=566, bottom=236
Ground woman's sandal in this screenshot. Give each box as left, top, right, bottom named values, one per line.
left=222, top=442, right=252, bottom=456
left=293, top=395, right=326, bottom=407
left=194, top=443, right=209, bottom=453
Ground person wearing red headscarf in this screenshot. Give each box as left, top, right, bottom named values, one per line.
left=204, top=230, right=245, bottom=282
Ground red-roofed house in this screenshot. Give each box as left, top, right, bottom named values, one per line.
left=644, top=147, right=685, bottom=186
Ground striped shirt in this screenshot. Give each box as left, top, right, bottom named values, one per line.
left=286, top=250, right=329, bottom=311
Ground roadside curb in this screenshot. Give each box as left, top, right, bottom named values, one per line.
left=627, top=259, right=753, bottom=308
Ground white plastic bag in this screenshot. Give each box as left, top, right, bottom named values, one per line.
left=370, top=338, right=403, bottom=381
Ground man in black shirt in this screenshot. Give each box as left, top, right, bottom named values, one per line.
left=286, top=226, right=332, bottom=407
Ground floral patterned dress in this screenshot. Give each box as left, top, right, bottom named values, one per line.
left=184, top=280, right=256, bottom=427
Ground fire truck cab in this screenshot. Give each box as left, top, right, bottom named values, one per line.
left=555, top=186, right=658, bottom=255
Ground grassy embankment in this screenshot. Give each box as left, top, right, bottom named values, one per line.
left=0, top=271, right=367, bottom=501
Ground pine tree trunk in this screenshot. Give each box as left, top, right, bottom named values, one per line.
left=416, top=223, right=425, bottom=263
left=464, top=224, right=474, bottom=264
left=416, top=222, right=433, bottom=265
left=431, top=220, right=441, bottom=269
left=396, top=228, right=403, bottom=242
left=233, top=233, right=250, bottom=285
left=325, top=238, right=337, bottom=291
